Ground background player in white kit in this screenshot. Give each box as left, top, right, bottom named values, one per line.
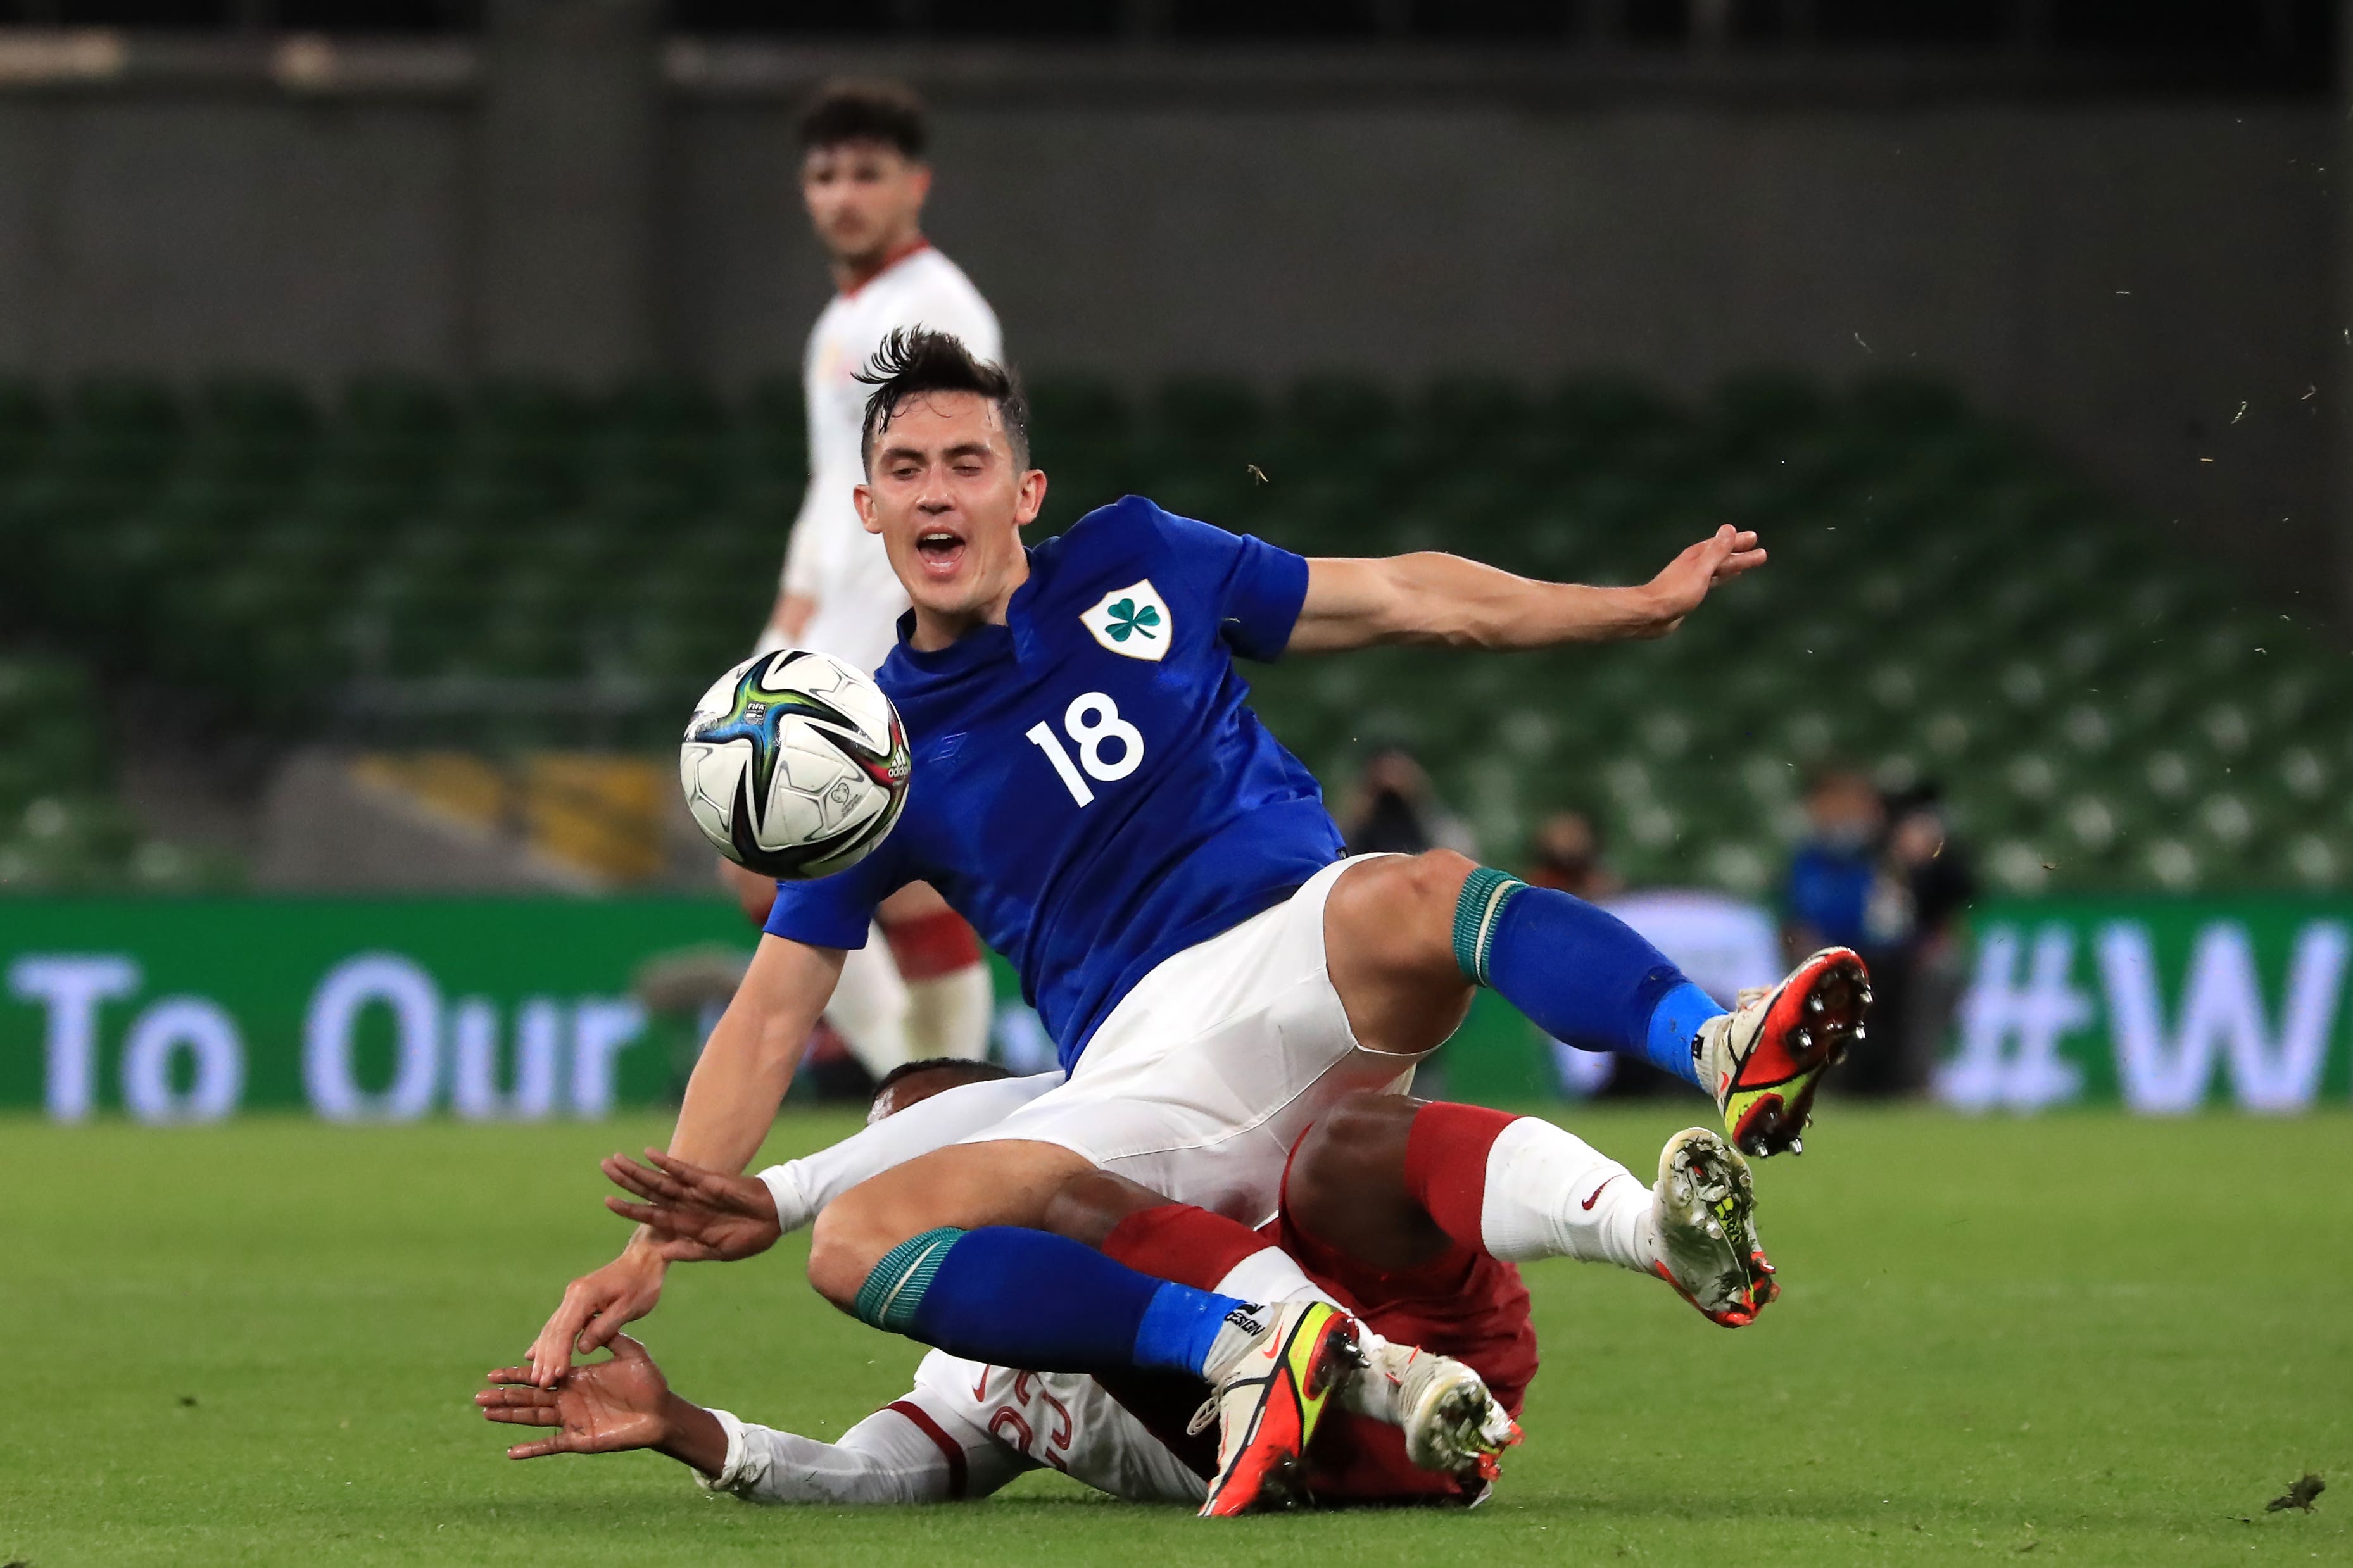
left=721, top=80, right=999, bottom=1076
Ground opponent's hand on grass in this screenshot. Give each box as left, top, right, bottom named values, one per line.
left=479, top=1334, right=729, bottom=1475
left=528, top=1239, right=667, bottom=1387
left=600, top=1147, right=783, bottom=1264
left=480, top=1334, right=673, bottom=1459
left=1637, top=525, right=1767, bottom=636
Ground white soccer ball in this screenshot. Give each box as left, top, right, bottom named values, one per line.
left=679, top=650, right=912, bottom=880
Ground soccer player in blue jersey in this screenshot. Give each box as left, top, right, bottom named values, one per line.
left=529, top=330, right=1870, bottom=1515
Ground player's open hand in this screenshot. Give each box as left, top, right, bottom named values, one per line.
left=479, top=1334, right=671, bottom=1460
left=601, top=1147, right=784, bottom=1264
left=1639, top=525, right=1767, bottom=636
left=527, top=1241, right=667, bottom=1387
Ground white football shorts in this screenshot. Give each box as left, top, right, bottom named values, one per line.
left=957, top=853, right=1428, bottom=1226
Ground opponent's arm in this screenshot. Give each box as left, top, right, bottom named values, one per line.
left=1285, top=524, right=1764, bottom=656
left=711, top=1402, right=1028, bottom=1505
left=481, top=1335, right=729, bottom=1474
left=481, top=1335, right=1027, bottom=1502
left=526, top=934, right=843, bottom=1385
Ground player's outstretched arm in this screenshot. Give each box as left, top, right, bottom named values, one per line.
left=601, top=1149, right=785, bottom=1263
left=479, top=1334, right=730, bottom=1474
left=1287, top=524, right=1765, bottom=655
left=483, top=1337, right=1021, bottom=1504
left=526, top=934, right=843, bottom=1386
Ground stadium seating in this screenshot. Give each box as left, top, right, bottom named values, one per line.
left=1, top=368, right=2340, bottom=897
left=0, top=650, right=230, bottom=892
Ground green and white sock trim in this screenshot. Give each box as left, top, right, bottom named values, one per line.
left=1451, top=866, right=1529, bottom=986
left=852, top=1226, right=964, bottom=1334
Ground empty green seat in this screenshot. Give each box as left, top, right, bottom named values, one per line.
left=1026, top=375, right=1129, bottom=458
left=344, top=373, right=455, bottom=436
left=609, top=377, right=721, bottom=436
left=66, top=375, right=181, bottom=441
left=0, top=378, right=47, bottom=477
left=1414, top=375, right=1529, bottom=459
left=1281, top=373, right=1394, bottom=456
left=1542, top=373, right=1681, bottom=445
left=1713, top=370, right=1827, bottom=438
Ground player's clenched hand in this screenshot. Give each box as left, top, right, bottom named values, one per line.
left=479, top=1334, right=671, bottom=1460
left=528, top=1241, right=666, bottom=1388
left=600, top=1147, right=784, bottom=1264
left=1638, top=524, right=1767, bottom=636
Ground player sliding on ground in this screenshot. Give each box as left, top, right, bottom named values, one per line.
left=527, top=329, right=1869, bottom=1516
left=484, top=1061, right=1779, bottom=1507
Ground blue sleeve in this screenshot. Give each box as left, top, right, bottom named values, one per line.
left=1137, top=500, right=1310, bottom=662
left=760, top=844, right=904, bottom=950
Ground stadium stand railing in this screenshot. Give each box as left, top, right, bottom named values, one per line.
left=1, top=368, right=2339, bottom=898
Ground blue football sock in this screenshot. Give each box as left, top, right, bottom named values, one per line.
left=854, top=1224, right=1252, bottom=1376
left=1454, top=867, right=1724, bottom=1089
left=1645, top=979, right=1729, bottom=1086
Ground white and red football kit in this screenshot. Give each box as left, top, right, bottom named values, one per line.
left=765, top=239, right=1000, bottom=678
left=755, top=237, right=1000, bottom=1075
left=712, top=1088, right=1543, bottom=1510
left=700, top=1351, right=1205, bottom=1507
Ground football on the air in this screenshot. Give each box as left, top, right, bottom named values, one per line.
left=679, top=650, right=912, bottom=879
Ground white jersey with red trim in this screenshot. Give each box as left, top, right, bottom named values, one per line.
left=778, top=242, right=1002, bottom=674
left=698, top=1350, right=1203, bottom=1507
left=907, top=1353, right=1204, bottom=1503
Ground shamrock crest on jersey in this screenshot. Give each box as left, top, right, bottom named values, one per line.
left=1082, top=579, right=1172, bottom=661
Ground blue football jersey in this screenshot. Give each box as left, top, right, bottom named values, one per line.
left=762, top=496, right=1344, bottom=1070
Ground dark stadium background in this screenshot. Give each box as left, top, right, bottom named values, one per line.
left=4, top=8, right=2350, bottom=1567
left=0, top=6, right=2347, bottom=1131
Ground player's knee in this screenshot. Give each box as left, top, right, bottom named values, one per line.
left=1338, top=849, right=1475, bottom=977
left=1406, top=848, right=1477, bottom=910
left=1294, top=1091, right=1422, bottom=1196
left=1287, top=1091, right=1444, bottom=1270
left=807, top=1202, right=887, bottom=1310
left=1322, top=1088, right=1425, bottom=1157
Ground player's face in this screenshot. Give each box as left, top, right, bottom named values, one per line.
left=854, top=391, right=1047, bottom=634
left=801, top=141, right=930, bottom=267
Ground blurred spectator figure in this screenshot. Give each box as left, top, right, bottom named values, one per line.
left=1886, top=786, right=1974, bottom=944
left=1779, top=769, right=1978, bottom=1096
left=1870, top=785, right=1977, bottom=1096
left=1781, top=767, right=1889, bottom=959
left=1532, top=808, right=1777, bottom=1101
left=1524, top=809, right=1622, bottom=901
left=1781, top=766, right=1905, bottom=1095
left=1337, top=746, right=1477, bottom=858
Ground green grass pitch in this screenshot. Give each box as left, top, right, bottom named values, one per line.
left=4, top=1104, right=2345, bottom=1566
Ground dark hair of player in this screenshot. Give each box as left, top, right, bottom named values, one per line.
left=856, top=327, right=1031, bottom=472
left=867, top=1057, right=1015, bottom=1124
left=871, top=1056, right=1014, bottom=1103
left=798, top=78, right=928, bottom=160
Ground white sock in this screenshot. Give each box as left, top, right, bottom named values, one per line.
left=1477, top=1117, right=1656, bottom=1276
left=1199, top=1300, right=1276, bottom=1382
left=1208, top=1246, right=1410, bottom=1420
left=1212, top=1247, right=1340, bottom=1310
left=904, top=962, right=993, bottom=1060
left=828, top=932, right=912, bottom=1078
